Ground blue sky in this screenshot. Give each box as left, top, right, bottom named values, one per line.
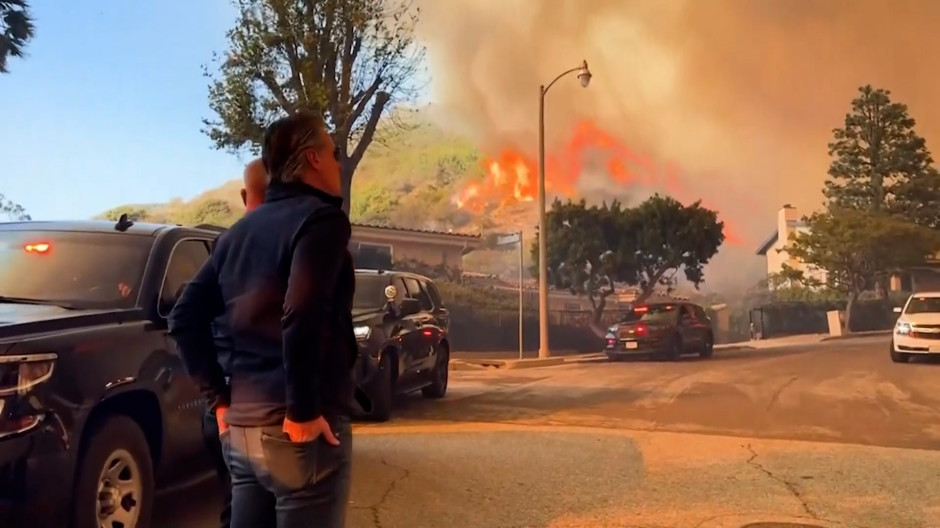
left=0, top=1, right=264, bottom=220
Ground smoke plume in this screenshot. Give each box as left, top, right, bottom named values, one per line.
left=415, top=0, right=940, bottom=293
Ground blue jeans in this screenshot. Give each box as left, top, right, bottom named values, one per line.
left=221, top=417, right=353, bottom=528
left=202, top=408, right=234, bottom=528
left=204, top=408, right=278, bottom=528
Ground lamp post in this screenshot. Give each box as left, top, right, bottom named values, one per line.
left=537, top=60, right=592, bottom=359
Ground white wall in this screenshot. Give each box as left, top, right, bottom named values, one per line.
left=765, top=206, right=828, bottom=288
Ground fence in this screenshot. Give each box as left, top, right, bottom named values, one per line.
left=749, top=299, right=898, bottom=339
left=447, top=307, right=632, bottom=352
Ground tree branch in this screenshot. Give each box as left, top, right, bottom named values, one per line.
left=269, top=4, right=306, bottom=103
left=347, top=75, right=382, bottom=133
left=258, top=69, right=296, bottom=113
left=349, top=90, right=389, bottom=167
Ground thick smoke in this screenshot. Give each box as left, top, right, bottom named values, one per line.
left=416, top=0, right=940, bottom=293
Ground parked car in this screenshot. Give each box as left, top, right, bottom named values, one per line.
left=352, top=269, right=451, bottom=421
left=0, top=217, right=221, bottom=528
left=890, top=292, right=940, bottom=363
left=605, top=302, right=714, bottom=361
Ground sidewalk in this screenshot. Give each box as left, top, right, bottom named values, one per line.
left=449, top=333, right=839, bottom=371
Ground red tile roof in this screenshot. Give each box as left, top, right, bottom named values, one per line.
left=352, top=222, right=481, bottom=239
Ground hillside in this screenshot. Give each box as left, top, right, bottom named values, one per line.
left=96, top=112, right=500, bottom=232
left=95, top=112, right=538, bottom=275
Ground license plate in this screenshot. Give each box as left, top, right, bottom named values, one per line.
left=624, top=341, right=638, bottom=350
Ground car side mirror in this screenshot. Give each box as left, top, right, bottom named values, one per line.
left=399, top=298, right=421, bottom=316
left=893, top=306, right=903, bottom=314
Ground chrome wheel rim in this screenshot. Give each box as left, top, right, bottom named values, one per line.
left=96, top=448, right=142, bottom=528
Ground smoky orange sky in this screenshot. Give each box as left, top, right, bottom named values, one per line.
left=414, top=0, right=940, bottom=293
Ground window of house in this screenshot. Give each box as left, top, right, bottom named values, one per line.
left=353, top=243, right=393, bottom=270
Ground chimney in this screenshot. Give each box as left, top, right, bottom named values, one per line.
left=777, top=205, right=799, bottom=244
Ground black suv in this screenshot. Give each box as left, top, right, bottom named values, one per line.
left=0, top=219, right=222, bottom=528
left=352, top=270, right=451, bottom=421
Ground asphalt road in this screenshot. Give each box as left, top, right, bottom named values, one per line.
left=158, top=336, right=940, bottom=528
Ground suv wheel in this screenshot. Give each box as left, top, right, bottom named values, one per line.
left=699, top=334, right=714, bottom=359
left=422, top=345, right=450, bottom=399
left=890, top=339, right=911, bottom=363
left=72, top=415, right=154, bottom=528
left=370, top=353, right=395, bottom=422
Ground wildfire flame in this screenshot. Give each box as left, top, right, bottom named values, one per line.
left=452, top=120, right=748, bottom=246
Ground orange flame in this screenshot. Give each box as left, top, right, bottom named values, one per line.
left=453, top=120, right=751, bottom=246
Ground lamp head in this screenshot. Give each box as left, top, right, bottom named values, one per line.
left=577, top=60, right=592, bottom=88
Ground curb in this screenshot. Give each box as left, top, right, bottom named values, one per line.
left=695, top=514, right=843, bottom=528
left=448, top=361, right=491, bottom=371
left=820, top=330, right=892, bottom=341
left=564, top=353, right=609, bottom=364
left=502, top=357, right=566, bottom=369
left=450, top=355, right=582, bottom=371
left=714, top=344, right=756, bottom=352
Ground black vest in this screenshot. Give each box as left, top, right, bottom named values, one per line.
left=211, top=182, right=356, bottom=425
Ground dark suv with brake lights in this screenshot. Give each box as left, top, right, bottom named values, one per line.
left=352, top=270, right=451, bottom=421
left=0, top=219, right=223, bottom=528
left=605, top=302, right=714, bottom=361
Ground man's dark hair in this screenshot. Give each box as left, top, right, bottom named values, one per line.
left=261, top=111, right=328, bottom=184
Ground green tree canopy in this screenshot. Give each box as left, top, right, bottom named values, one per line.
left=97, top=205, right=151, bottom=222
left=825, top=85, right=940, bottom=227
left=203, top=0, right=424, bottom=212
left=0, top=0, right=33, bottom=73
left=191, top=199, right=237, bottom=226
left=531, top=199, right=626, bottom=325
left=0, top=192, right=29, bottom=220
left=531, top=195, right=725, bottom=326
left=787, top=207, right=939, bottom=332
left=626, top=195, right=726, bottom=298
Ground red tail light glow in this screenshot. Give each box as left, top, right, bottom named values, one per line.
left=635, top=324, right=647, bottom=335
left=634, top=305, right=649, bottom=313
left=422, top=329, right=433, bottom=336
left=24, top=242, right=51, bottom=254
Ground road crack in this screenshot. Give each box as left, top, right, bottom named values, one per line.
left=368, top=459, right=411, bottom=528
left=766, top=375, right=799, bottom=411
left=745, top=443, right=818, bottom=519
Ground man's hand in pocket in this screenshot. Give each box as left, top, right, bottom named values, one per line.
left=282, top=415, right=339, bottom=445
left=216, top=404, right=229, bottom=435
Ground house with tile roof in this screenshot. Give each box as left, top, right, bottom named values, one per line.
left=350, top=223, right=482, bottom=274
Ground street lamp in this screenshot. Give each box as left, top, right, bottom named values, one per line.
left=537, top=59, right=592, bottom=359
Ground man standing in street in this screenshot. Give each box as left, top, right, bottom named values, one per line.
left=200, top=158, right=273, bottom=528
left=169, top=111, right=357, bottom=528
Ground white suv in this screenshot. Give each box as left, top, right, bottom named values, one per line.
left=891, top=292, right=940, bottom=363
